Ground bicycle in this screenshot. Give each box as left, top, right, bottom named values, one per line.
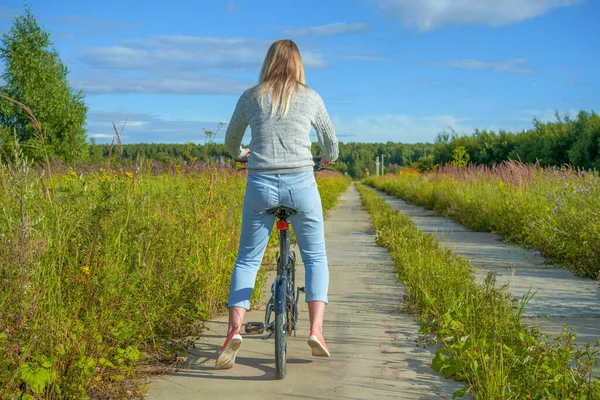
left=236, top=156, right=335, bottom=380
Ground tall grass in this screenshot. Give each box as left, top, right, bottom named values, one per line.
left=356, top=183, right=599, bottom=399
left=365, top=161, right=600, bottom=279
left=316, top=171, right=351, bottom=213
left=0, top=145, right=350, bottom=399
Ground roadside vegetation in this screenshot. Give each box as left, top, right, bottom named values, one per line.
left=365, top=161, right=600, bottom=279
left=356, top=183, right=599, bottom=399
left=0, top=152, right=245, bottom=398
left=0, top=140, right=349, bottom=398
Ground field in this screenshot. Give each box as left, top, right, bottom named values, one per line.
left=365, top=161, right=600, bottom=279
left=3, top=142, right=599, bottom=399
left=0, top=152, right=350, bottom=399
left=356, top=183, right=600, bottom=399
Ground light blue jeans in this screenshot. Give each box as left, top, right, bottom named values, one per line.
left=227, top=171, right=329, bottom=310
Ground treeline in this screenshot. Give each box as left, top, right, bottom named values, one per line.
left=88, top=140, right=436, bottom=178
left=60, top=108, right=600, bottom=179
left=88, top=140, right=232, bottom=164
left=91, top=110, right=600, bottom=178
left=317, top=142, right=435, bottom=177
left=433, top=110, right=600, bottom=169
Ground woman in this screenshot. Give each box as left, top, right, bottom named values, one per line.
left=216, top=39, right=339, bottom=370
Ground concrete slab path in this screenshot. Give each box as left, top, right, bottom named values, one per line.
left=365, top=185, right=600, bottom=348
left=146, top=183, right=468, bottom=399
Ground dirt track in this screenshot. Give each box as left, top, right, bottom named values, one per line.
left=146, top=183, right=468, bottom=399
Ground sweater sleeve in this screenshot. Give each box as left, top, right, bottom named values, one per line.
left=311, top=94, right=339, bottom=162
left=224, top=90, right=250, bottom=159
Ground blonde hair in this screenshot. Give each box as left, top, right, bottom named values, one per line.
left=251, top=39, right=306, bottom=116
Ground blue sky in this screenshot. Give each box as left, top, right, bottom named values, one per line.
left=0, top=0, right=598, bottom=144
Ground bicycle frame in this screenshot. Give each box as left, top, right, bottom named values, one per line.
left=263, top=208, right=302, bottom=338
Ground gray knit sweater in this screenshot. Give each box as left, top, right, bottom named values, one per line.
left=224, top=84, right=339, bottom=174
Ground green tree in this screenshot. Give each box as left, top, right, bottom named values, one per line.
left=0, top=7, right=88, bottom=162
left=415, top=154, right=437, bottom=172
left=88, top=137, right=104, bottom=163
left=452, top=145, right=470, bottom=168
left=568, top=111, right=600, bottom=169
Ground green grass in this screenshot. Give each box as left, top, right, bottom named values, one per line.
left=365, top=161, right=600, bottom=279
left=0, top=149, right=350, bottom=399
left=356, top=183, right=599, bottom=399
left=316, top=172, right=351, bottom=214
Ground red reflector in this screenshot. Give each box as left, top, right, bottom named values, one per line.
left=277, top=221, right=288, bottom=230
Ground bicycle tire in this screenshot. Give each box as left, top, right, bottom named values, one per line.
left=275, top=312, right=287, bottom=379
left=288, top=308, right=293, bottom=336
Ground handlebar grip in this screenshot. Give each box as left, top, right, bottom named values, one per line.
left=313, top=156, right=335, bottom=164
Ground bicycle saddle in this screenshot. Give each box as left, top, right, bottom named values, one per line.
left=267, top=206, right=297, bottom=216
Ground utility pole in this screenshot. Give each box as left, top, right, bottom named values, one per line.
left=375, top=155, right=380, bottom=176
left=381, top=154, right=385, bottom=175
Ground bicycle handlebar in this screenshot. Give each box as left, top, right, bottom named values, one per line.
left=311, top=157, right=336, bottom=172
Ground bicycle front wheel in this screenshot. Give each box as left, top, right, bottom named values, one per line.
left=275, top=312, right=287, bottom=379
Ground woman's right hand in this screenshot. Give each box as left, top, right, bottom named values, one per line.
left=320, top=156, right=334, bottom=166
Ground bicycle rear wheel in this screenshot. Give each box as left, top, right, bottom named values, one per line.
left=275, top=312, right=287, bottom=379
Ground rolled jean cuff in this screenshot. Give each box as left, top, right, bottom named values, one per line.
left=306, top=294, right=328, bottom=304
left=227, top=300, right=251, bottom=310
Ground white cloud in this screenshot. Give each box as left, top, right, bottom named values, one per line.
left=513, top=108, right=580, bottom=123
left=431, top=59, right=536, bottom=74
left=78, top=35, right=328, bottom=95
left=334, top=113, right=480, bottom=143
left=87, top=109, right=578, bottom=144
left=368, top=0, right=585, bottom=31
left=284, top=22, right=371, bottom=36
left=83, top=46, right=150, bottom=69
left=89, top=133, right=126, bottom=139
left=334, top=111, right=583, bottom=143
left=301, top=51, right=328, bottom=68
left=85, top=110, right=229, bottom=144
left=73, top=70, right=254, bottom=95
left=124, top=121, right=148, bottom=127
left=83, top=36, right=328, bottom=71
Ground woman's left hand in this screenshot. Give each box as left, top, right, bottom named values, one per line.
left=236, top=147, right=251, bottom=163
